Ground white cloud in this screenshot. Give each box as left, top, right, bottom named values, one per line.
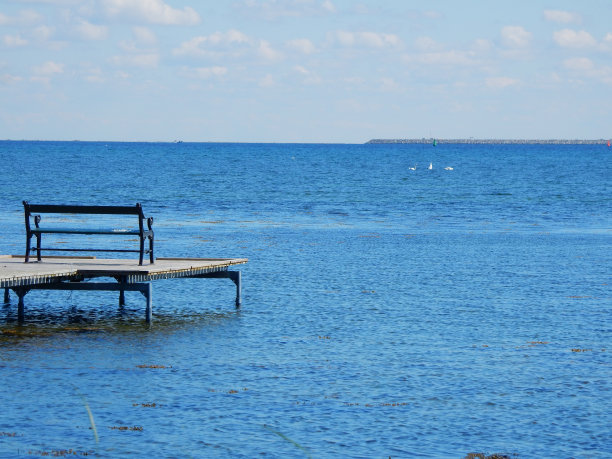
left=102, top=0, right=200, bottom=25
left=30, top=76, right=50, bottom=84
left=485, top=76, right=519, bottom=88
left=471, top=38, right=493, bottom=52
left=74, top=19, right=108, bottom=40
left=3, top=35, right=29, bottom=47
left=0, top=9, right=42, bottom=26
left=259, top=74, right=275, bottom=87
left=404, top=50, right=478, bottom=66
left=501, top=26, right=532, bottom=48
left=287, top=38, right=315, bottom=54
left=173, top=30, right=250, bottom=58
left=380, top=77, right=399, bottom=91
left=543, top=10, right=581, bottom=24
left=415, top=36, right=442, bottom=52
left=553, top=29, right=597, bottom=49
left=563, top=57, right=594, bottom=71
left=335, top=31, right=400, bottom=48
left=110, top=53, right=159, bottom=67
left=133, top=26, right=156, bottom=44
left=17, top=0, right=81, bottom=4
left=602, top=33, right=612, bottom=52
left=335, top=30, right=354, bottom=46
left=184, top=66, right=228, bottom=79
left=563, top=57, right=612, bottom=84
left=258, top=40, right=282, bottom=60
left=237, top=0, right=336, bottom=20
left=322, top=1, right=336, bottom=13
left=293, top=65, right=321, bottom=84
left=0, top=73, right=23, bottom=84
left=86, top=75, right=105, bottom=83
left=173, top=36, right=207, bottom=57
left=33, top=61, right=64, bottom=75
left=83, top=67, right=105, bottom=83
left=209, top=30, right=250, bottom=45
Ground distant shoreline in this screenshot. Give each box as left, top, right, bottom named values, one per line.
left=1, top=138, right=609, bottom=145
left=366, top=138, right=609, bottom=145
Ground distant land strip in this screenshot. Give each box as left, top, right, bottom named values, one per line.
left=366, top=138, right=609, bottom=145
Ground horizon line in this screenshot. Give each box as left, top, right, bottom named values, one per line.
left=1, top=138, right=610, bottom=145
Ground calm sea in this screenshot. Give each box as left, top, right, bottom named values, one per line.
left=0, top=141, right=609, bottom=458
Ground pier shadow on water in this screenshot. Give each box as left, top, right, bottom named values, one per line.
left=0, top=298, right=241, bottom=339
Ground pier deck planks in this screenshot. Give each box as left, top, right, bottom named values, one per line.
left=0, top=255, right=247, bottom=287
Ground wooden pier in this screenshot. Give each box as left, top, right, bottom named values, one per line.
left=0, top=255, right=247, bottom=322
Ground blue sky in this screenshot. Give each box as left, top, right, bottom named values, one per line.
left=1, top=0, right=611, bottom=142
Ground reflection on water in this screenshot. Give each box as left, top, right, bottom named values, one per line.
left=0, top=302, right=242, bottom=338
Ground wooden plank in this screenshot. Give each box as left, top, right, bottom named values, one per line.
left=0, top=256, right=247, bottom=287
left=26, top=204, right=142, bottom=215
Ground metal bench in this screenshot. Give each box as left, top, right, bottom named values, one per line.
left=23, top=201, right=154, bottom=265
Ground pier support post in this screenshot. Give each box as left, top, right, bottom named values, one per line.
left=193, top=270, right=242, bottom=308
left=228, top=271, right=242, bottom=308
left=16, top=281, right=153, bottom=322
left=117, top=276, right=127, bottom=307
left=146, top=283, right=152, bottom=322
left=14, top=287, right=28, bottom=322
left=3, top=288, right=9, bottom=304
left=140, top=282, right=153, bottom=323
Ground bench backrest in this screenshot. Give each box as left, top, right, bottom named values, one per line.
left=23, top=202, right=145, bottom=217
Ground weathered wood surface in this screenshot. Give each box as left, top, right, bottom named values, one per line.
left=0, top=255, right=248, bottom=287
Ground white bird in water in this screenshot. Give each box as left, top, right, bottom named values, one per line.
left=445, top=166, right=454, bottom=170
left=409, top=164, right=417, bottom=171
left=428, top=162, right=433, bottom=170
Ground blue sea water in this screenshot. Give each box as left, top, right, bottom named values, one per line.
left=0, top=141, right=609, bottom=458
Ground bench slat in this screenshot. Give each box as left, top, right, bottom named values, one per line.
left=31, top=228, right=143, bottom=235
left=33, top=248, right=144, bottom=253
left=26, top=204, right=143, bottom=215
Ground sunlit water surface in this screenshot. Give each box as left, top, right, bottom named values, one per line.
left=0, top=141, right=609, bottom=458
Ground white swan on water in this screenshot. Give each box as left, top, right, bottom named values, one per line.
left=409, top=164, right=417, bottom=170
left=428, top=162, right=433, bottom=170
left=445, top=166, right=454, bottom=170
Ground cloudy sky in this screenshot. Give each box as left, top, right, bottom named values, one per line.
left=1, top=0, right=611, bottom=142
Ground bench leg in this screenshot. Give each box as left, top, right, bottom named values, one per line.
left=149, top=235, right=154, bottom=264
left=36, top=234, right=42, bottom=261
left=139, top=237, right=144, bottom=266
left=25, top=235, right=31, bottom=262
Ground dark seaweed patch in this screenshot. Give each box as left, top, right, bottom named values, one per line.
left=110, top=426, right=143, bottom=431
